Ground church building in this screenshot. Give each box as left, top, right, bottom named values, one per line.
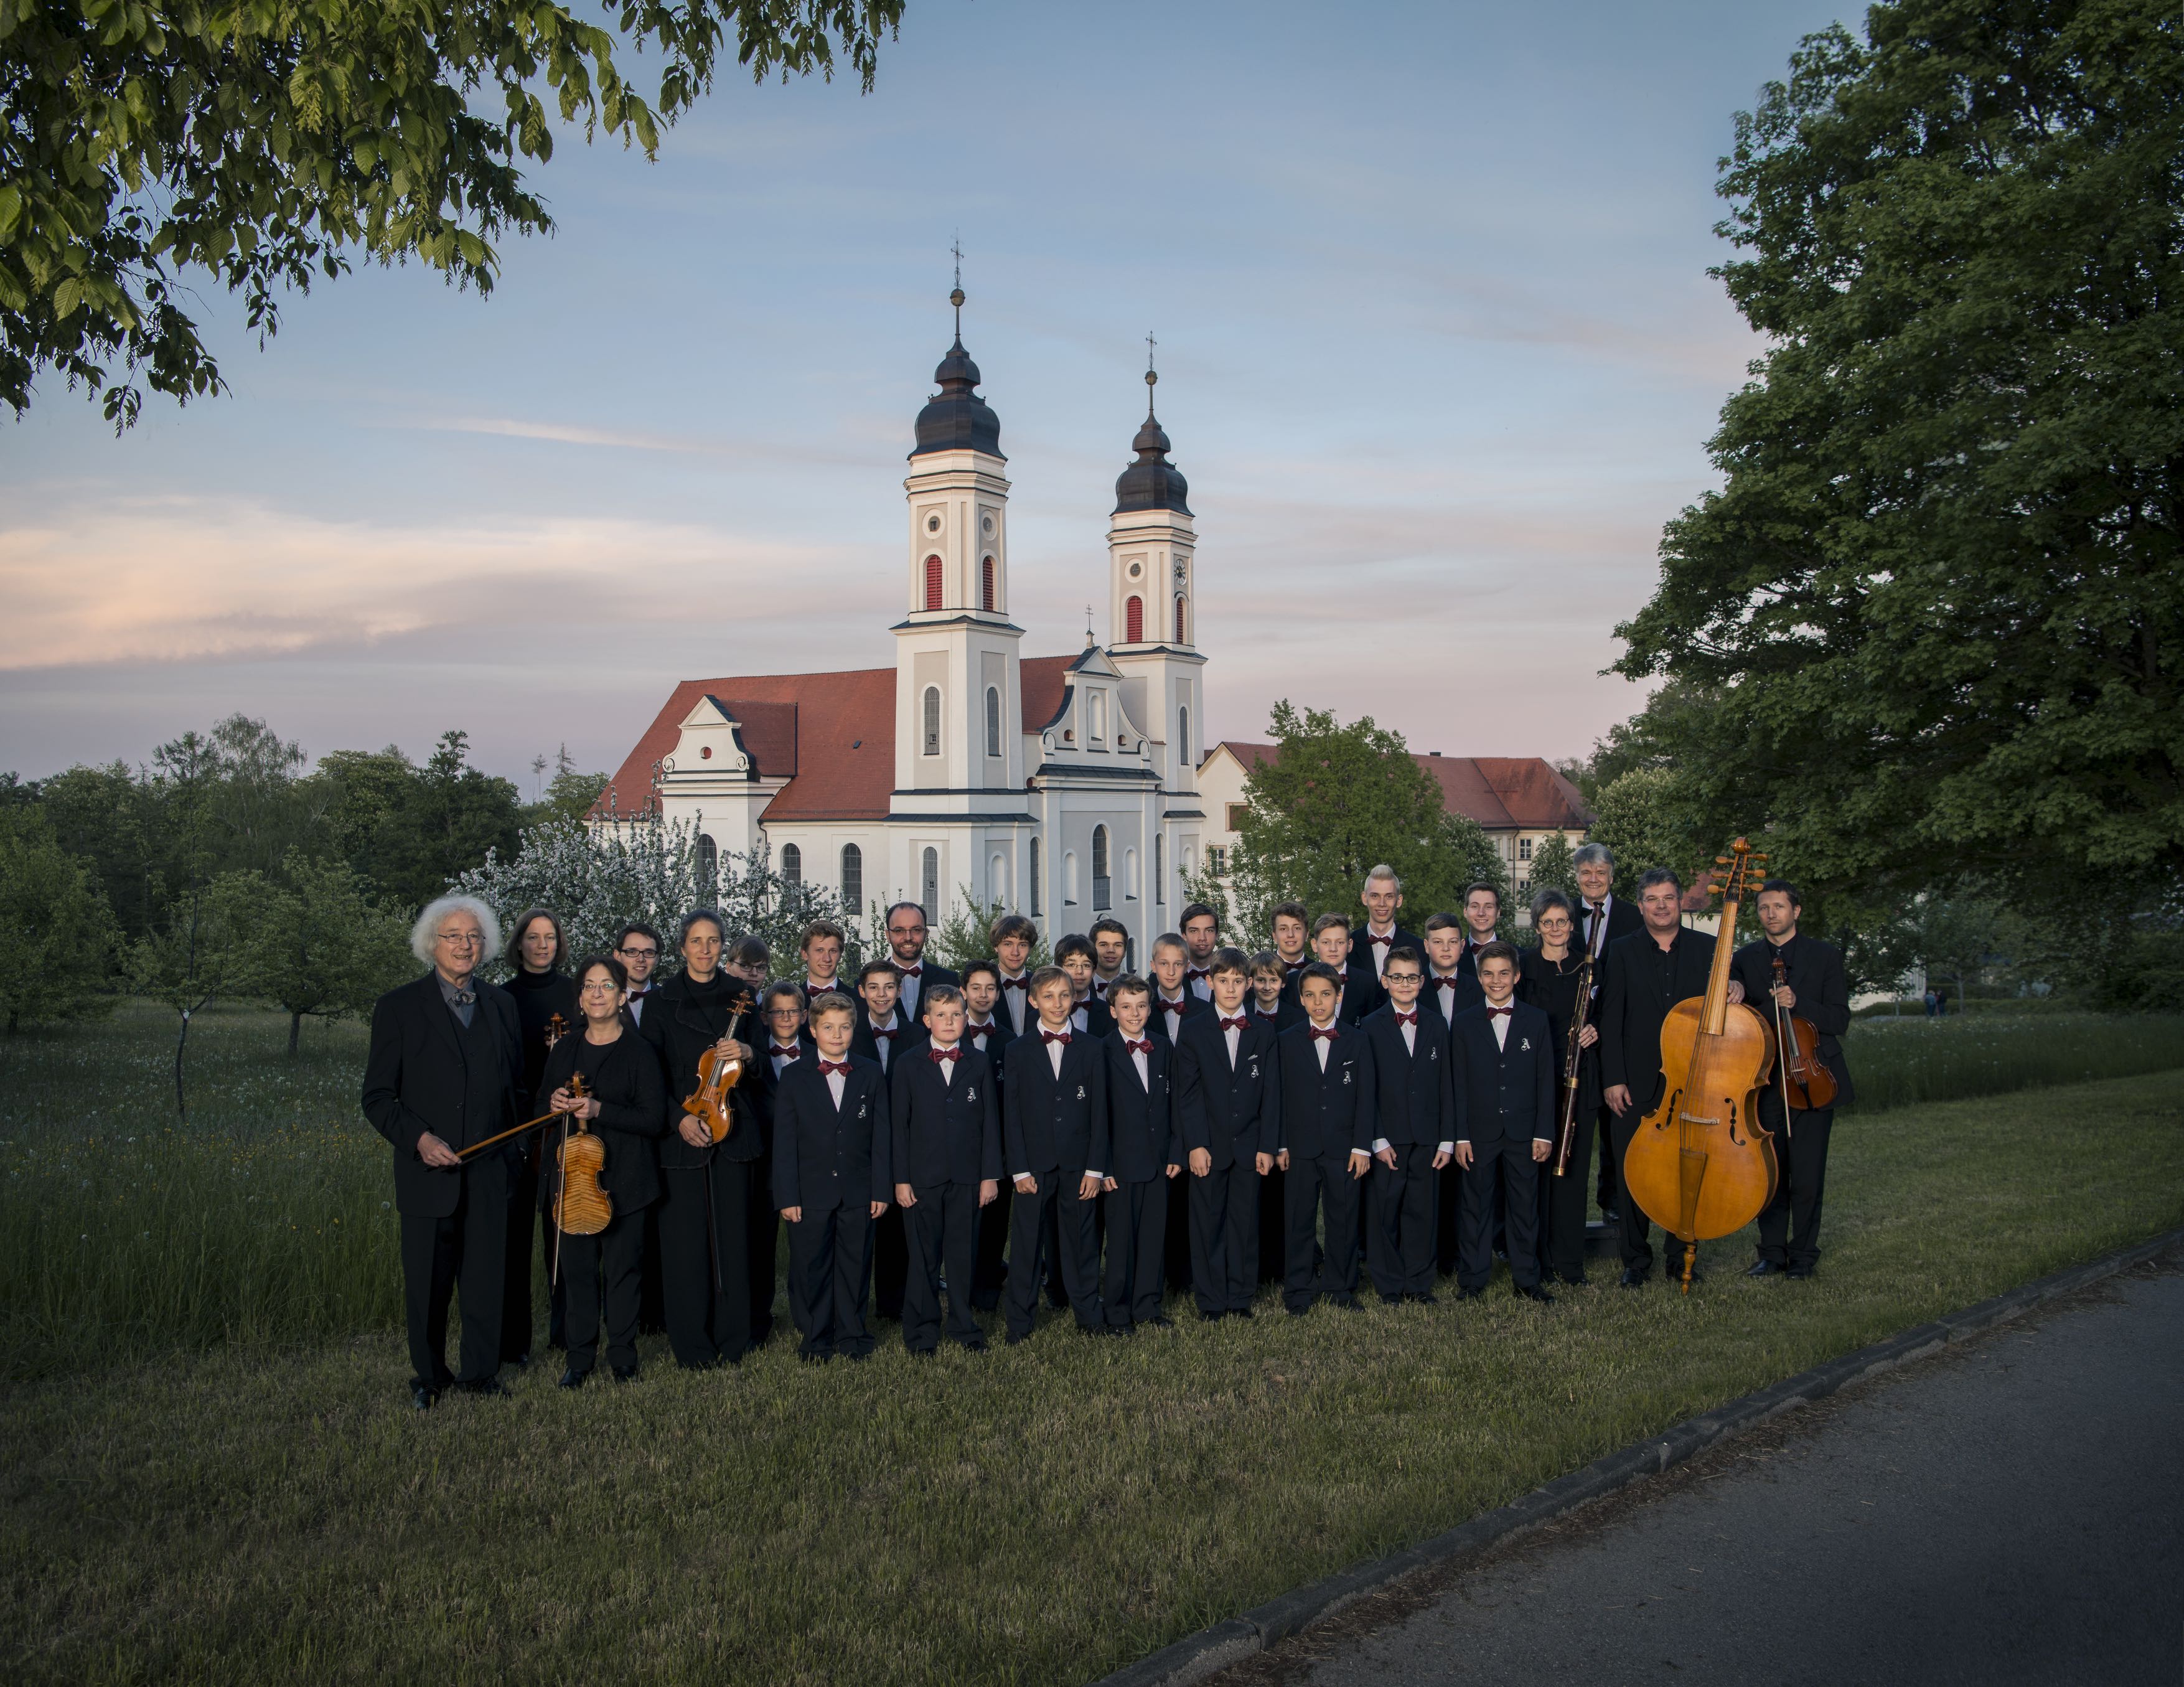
left=598, top=287, right=1209, bottom=957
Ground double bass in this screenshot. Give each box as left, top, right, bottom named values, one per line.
left=1619, top=839, right=1780, bottom=1294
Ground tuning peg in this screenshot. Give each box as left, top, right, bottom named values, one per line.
left=1715, top=855, right=1729, bottom=865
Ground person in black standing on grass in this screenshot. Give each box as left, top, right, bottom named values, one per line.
left=537, top=953, right=666, bottom=1388
left=361, top=896, right=523, bottom=1410
left=639, top=910, right=759, bottom=1370
left=1521, top=890, right=1601, bottom=1287
left=500, top=906, right=579, bottom=1366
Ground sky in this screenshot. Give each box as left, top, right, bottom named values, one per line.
left=0, top=0, right=1852, bottom=797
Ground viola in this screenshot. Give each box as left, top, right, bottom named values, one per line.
left=680, top=988, right=756, bottom=1145
left=1771, top=954, right=1839, bottom=1112
left=1619, top=838, right=1781, bottom=1294
left=553, top=1074, right=612, bottom=1244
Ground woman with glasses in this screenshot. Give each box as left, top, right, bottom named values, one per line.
left=1520, top=890, right=1601, bottom=1286
left=537, top=953, right=667, bottom=1386
left=502, top=906, right=580, bottom=1367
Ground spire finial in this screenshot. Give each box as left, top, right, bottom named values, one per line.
left=950, top=235, right=965, bottom=337
left=1145, top=331, right=1158, bottom=415
left=1085, top=604, right=1097, bottom=647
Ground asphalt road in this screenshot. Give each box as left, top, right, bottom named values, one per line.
left=1226, top=1264, right=2183, bottom=1687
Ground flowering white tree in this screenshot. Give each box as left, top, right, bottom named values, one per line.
left=450, top=814, right=863, bottom=978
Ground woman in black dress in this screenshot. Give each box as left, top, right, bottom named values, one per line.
left=539, top=954, right=667, bottom=1384
left=1520, top=890, right=1600, bottom=1286
left=502, top=906, right=579, bottom=1362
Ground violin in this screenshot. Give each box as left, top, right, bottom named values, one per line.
left=1770, top=954, right=1839, bottom=1111
left=680, top=989, right=756, bottom=1145
left=552, top=1074, right=612, bottom=1254
left=1619, top=838, right=1781, bottom=1294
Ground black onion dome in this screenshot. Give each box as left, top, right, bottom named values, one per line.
left=912, top=334, right=1004, bottom=458
left=1113, top=388, right=1191, bottom=515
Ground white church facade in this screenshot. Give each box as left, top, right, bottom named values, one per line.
left=598, top=289, right=1211, bottom=958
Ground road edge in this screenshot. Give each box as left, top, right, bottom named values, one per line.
left=1090, top=1224, right=2184, bottom=1687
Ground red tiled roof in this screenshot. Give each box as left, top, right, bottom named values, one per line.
left=601, top=656, right=1082, bottom=825
left=1207, top=743, right=1591, bottom=833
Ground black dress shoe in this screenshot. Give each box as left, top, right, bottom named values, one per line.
left=1555, top=1272, right=1586, bottom=1288
left=1199, top=1309, right=1226, bottom=1323
left=1618, top=1267, right=1650, bottom=1289
left=558, top=1366, right=589, bottom=1390
left=1411, top=1290, right=1440, bottom=1306
left=1517, top=1284, right=1554, bottom=1304
left=960, top=1337, right=991, bottom=1353
left=1787, top=1264, right=1816, bottom=1280
left=1456, top=1285, right=1484, bottom=1302
left=1285, top=1304, right=1312, bottom=1317
left=798, top=1350, right=833, bottom=1365
left=507, top=1351, right=532, bottom=1370
left=1331, top=1295, right=1364, bottom=1312
left=1005, top=1330, right=1031, bottom=1346
left=410, top=1382, right=439, bottom=1412
left=1747, top=1258, right=1785, bottom=1277
left=1230, top=1307, right=1255, bottom=1320
left=452, top=1376, right=507, bottom=1398
left=1145, top=1313, right=1174, bottom=1329
left=611, top=1365, right=638, bottom=1383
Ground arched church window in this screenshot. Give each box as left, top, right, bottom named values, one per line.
left=1092, top=826, right=1110, bottom=911
left=840, top=843, right=863, bottom=909
left=924, top=687, right=942, bottom=756
left=1029, top=837, right=1043, bottom=916
left=780, top=842, right=802, bottom=887
left=1125, top=594, right=1143, bottom=644
left=924, top=554, right=943, bottom=611
left=1089, top=690, right=1107, bottom=743
left=981, top=556, right=995, bottom=611
left=985, top=687, right=1001, bottom=758
left=922, top=847, right=939, bottom=916
left=1154, top=834, right=1164, bottom=905
left=1174, top=593, right=1186, bottom=643
left=1178, top=705, right=1191, bottom=766
left=695, top=832, right=718, bottom=890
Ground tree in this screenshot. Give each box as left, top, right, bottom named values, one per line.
left=131, top=878, right=248, bottom=1122
left=3, top=0, right=904, bottom=428
left=927, top=886, right=1049, bottom=974
left=1614, top=1, right=2184, bottom=912
left=1525, top=831, right=1578, bottom=905
left=523, top=746, right=609, bottom=829
left=0, top=807, right=120, bottom=1032
left=316, top=731, right=523, bottom=911
left=212, top=853, right=415, bottom=1054
left=1228, top=703, right=1502, bottom=935
left=1585, top=768, right=1705, bottom=901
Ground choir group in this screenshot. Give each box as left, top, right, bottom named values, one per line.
left=362, top=845, right=1852, bottom=1407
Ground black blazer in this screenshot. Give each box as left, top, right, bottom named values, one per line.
left=503, top=967, right=579, bottom=1117
left=1732, top=934, right=1855, bottom=1106
left=889, top=1043, right=1001, bottom=1188
left=1359, top=1002, right=1454, bottom=1148
left=1598, top=927, right=1718, bottom=1115
left=1423, top=968, right=1482, bottom=1029
left=639, top=972, right=761, bottom=1168
left=1003, top=1027, right=1108, bottom=1177
left=749, top=1028, right=821, bottom=1155
left=1450, top=1001, right=1556, bottom=1147
left=1519, top=947, right=1600, bottom=1119
left=1174, top=1013, right=1279, bottom=1168
left=1578, top=894, right=1643, bottom=959
left=537, top=1026, right=667, bottom=1212
left=1273, top=1022, right=1376, bottom=1161
left=1068, top=998, right=1116, bottom=1041
left=994, top=971, right=1036, bottom=1037
left=1254, top=999, right=1306, bottom=1035
left=1357, top=926, right=1424, bottom=980
left=360, top=973, right=524, bottom=1218
left=893, top=961, right=962, bottom=1002
left=852, top=1008, right=915, bottom=1076
left=1103, top=1031, right=1176, bottom=1182
left=1148, top=989, right=1212, bottom=1049
left=1285, top=961, right=1381, bottom=1022
left=771, top=1053, right=891, bottom=1212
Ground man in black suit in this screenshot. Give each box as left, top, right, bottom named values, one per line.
left=1732, top=880, right=1855, bottom=1280
left=1100, top=977, right=1180, bottom=1331
left=884, top=900, right=960, bottom=1022
left=1357, top=865, right=1424, bottom=985
left=772, top=995, right=891, bottom=1361
left=1599, top=867, right=1746, bottom=1287
left=1573, top=844, right=1642, bottom=1217
left=1274, top=964, right=1376, bottom=1314
left=889, top=985, right=1000, bottom=1353
left=360, top=897, right=525, bottom=1409
left=960, top=959, right=1019, bottom=1312
left=1450, top=941, right=1556, bottom=1301
left=1002, top=967, right=1110, bottom=1342
left=1360, top=946, right=1453, bottom=1304
left=1176, top=952, right=1280, bottom=1319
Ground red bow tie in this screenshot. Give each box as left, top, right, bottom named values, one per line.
left=1393, top=1010, right=1417, bottom=1027
left=1001, top=975, right=1028, bottom=990
left=1310, top=1025, right=1339, bottom=1040
left=1185, top=966, right=1210, bottom=982
left=1219, top=1015, right=1248, bottom=1031
left=771, top=1043, right=802, bottom=1058
left=1123, top=1038, right=1151, bottom=1055
left=818, top=1058, right=850, bottom=1075
left=896, top=964, right=922, bottom=979
left=870, top=1025, right=897, bottom=1040
left=929, top=1046, right=961, bottom=1063
left=967, top=1020, right=993, bottom=1036
left=1486, top=1005, right=1512, bottom=1018
left=1041, top=1029, right=1071, bottom=1046
left=627, top=985, right=649, bottom=996
left=804, top=980, right=837, bottom=995
left=1368, top=932, right=1394, bottom=947
left=1283, top=959, right=1305, bottom=974
left=1433, top=975, right=1458, bottom=990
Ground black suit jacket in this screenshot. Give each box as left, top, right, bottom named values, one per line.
left=639, top=972, right=762, bottom=1167
left=1359, top=1002, right=1454, bottom=1149
left=1104, top=1032, right=1177, bottom=1182
left=994, top=971, right=1037, bottom=1037
left=1423, top=968, right=1482, bottom=1028
left=1174, top=1013, right=1279, bottom=1168
left=1578, top=894, right=1644, bottom=960
left=852, top=1008, right=915, bottom=1077
left=1732, top=934, right=1855, bottom=1106
left=1003, top=1028, right=1109, bottom=1177
left=1598, top=928, right=1718, bottom=1115
left=892, top=961, right=961, bottom=1025
left=1357, top=926, right=1424, bottom=980
left=537, top=1026, right=667, bottom=1211
left=771, top=1053, right=891, bottom=1212
left=1450, top=1002, right=1556, bottom=1147
left=1273, top=1022, right=1376, bottom=1161
left=1254, top=998, right=1306, bottom=1035
left=889, top=1043, right=1001, bottom=1188
left=1148, top=989, right=1212, bottom=1049
left=360, top=972, right=524, bottom=1218
left=751, top=1031, right=818, bottom=1157
left=1068, top=998, right=1115, bottom=1041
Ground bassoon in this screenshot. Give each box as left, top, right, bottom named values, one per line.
left=1552, top=951, right=1594, bottom=1178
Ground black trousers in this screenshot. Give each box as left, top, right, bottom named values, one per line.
left=1541, top=1106, right=1598, bottom=1282
left=399, top=1155, right=508, bottom=1390
left=1756, top=1102, right=1834, bottom=1268
left=903, top=1181, right=985, bottom=1351
left=972, top=1180, right=1011, bottom=1310
left=501, top=1161, right=539, bottom=1361
left=1005, top=1171, right=1103, bottom=1338
left=1285, top=1152, right=1363, bottom=1309
left=872, top=1204, right=909, bottom=1321
left=746, top=1152, right=779, bottom=1345
left=558, top=1205, right=647, bottom=1374
left=1162, top=1170, right=1194, bottom=1295
left=1189, top=1156, right=1261, bottom=1315
left=1594, top=1102, right=1621, bottom=1214
left=1367, top=1145, right=1439, bottom=1299
left=1460, top=1139, right=1543, bottom=1289
left=1608, top=1106, right=1693, bottom=1276
left=657, top=1160, right=752, bottom=1368
left=1104, top=1176, right=1171, bottom=1327
left=1257, top=1161, right=1287, bottom=1283
left=1435, top=1158, right=1466, bottom=1275
left=787, top=1201, right=875, bottom=1357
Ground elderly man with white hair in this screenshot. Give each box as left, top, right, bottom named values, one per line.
left=361, top=895, right=527, bottom=1410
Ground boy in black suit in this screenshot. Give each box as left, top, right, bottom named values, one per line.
left=890, top=984, right=1000, bottom=1353
left=1421, top=912, right=1480, bottom=1026
left=1178, top=901, right=1222, bottom=998
left=854, top=956, right=915, bottom=1321
left=1357, top=865, right=1423, bottom=982
left=1100, top=977, right=1179, bottom=1331
left=960, top=957, right=1016, bottom=1311
left=1450, top=941, right=1555, bottom=1303
left=991, top=914, right=1038, bottom=1036
left=1054, top=934, right=1115, bottom=1038
left=798, top=918, right=853, bottom=1004
left=1002, top=967, right=1110, bottom=1342
left=1310, top=913, right=1380, bottom=1023
left=1176, top=947, right=1280, bottom=1318
left=751, top=979, right=815, bottom=1346
left=772, top=994, right=891, bottom=1361
left=1270, top=902, right=1313, bottom=995
left=959, top=959, right=1013, bottom=1061
left=1361, top=945, right=1453, bottom=1304
left=1274, top=964, right=1376, bottom=1314
left=1089, top=916, right=1131, bottom=1004
left=1147, top=932, right=1210, bottom=1046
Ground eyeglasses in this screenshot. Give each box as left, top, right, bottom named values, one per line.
left=1382, top=972, right=1422, bottom=984
left=580, top=980, right=622, bottom=995
left=616, top=946, right=658, bottom=960
left=764, top=1005, right=804, bottom=1020
left=436, top=931, right=484, bottom=947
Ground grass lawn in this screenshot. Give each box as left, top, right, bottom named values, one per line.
left=2, top=1007, right=2180, bottom=1685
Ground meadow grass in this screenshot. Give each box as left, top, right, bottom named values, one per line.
left=1, top=1001, right=2179, bottom=1685
left=1844, top=1010, right=2184, bottom=1112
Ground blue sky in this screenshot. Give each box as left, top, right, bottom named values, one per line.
left=0, top=0, right=1849, bottom=794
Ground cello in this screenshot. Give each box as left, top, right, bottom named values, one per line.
left=1619, top=839, right=1780, bottom=1294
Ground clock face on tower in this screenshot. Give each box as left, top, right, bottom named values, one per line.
left=1173, top=561, right=1188, bottom=583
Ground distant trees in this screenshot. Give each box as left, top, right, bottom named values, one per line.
left=1524, top=832, right=1578, bottom=904
left=0, top=807, right=121, bottom=1033
left=210, top=855, right=416, bottom=1055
